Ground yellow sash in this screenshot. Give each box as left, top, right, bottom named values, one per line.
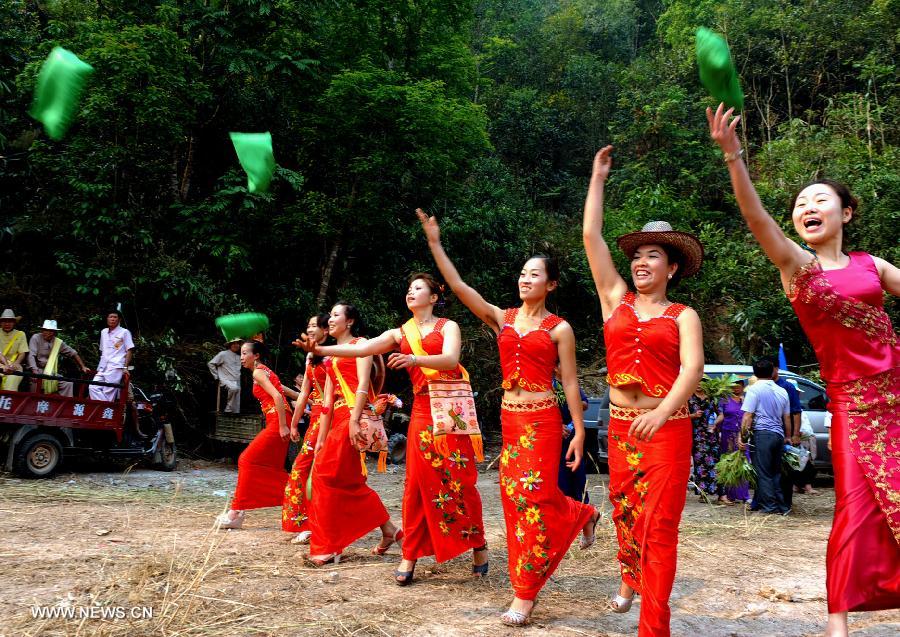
left=2, top=330, right=24, bottom=361
left=1, top=331, right=25, bottom=391
left=43, top=337, right=63, bottom=394
left=331, top=358, right=385, bottom=474
left=400, top=319, right=483, bottom=460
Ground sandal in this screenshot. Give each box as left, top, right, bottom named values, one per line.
left=579, top=508, right=600, bottom=550
left=472, top=545, right=489, bottom=577
left=372, top=528, right=404, bottom=556
left=394, top=559, right=417, bottom=586
left=291, top=530, right=312, bottom=545
left=500, top=600, right=535, bottom=627
left=306, top=553, right=341, bottom=567
left=610, top=593, right=634, bottom=613
left=215, top=510, right=245, bottom=530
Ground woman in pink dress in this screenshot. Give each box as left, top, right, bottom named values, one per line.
left=708, top=103, right=899, bottom=637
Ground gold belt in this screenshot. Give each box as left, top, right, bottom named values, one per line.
left=333, top=398, right=347, bottom=410
left=609, top=404, right=689, bottom=421
left=500, top=396, right=558, bottom=412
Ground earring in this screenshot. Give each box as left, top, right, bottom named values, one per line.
left=667, top=274, right=673, bottom=280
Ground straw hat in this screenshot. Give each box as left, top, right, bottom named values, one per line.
left=40, top=319, right=61, bottom=331
left=0, top=309, right=22, bottom=322
left=224, top=337, right=243, bottom=347
left=616, top=221, right=704, bottom=278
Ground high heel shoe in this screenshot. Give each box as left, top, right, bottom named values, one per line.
left=372, top=528, right=404, bottom=556
left=394, top=560, right=417, bottom=586
left=291, top=530, right=312, bottom=544
left=472, top=545, right=489, bottom=577
left=579, top=508, right=600, bottom=550
left=215, top=510, right=245, bottom=530
left=306, top=553, right=341, bottom=567
left=500, top=600, right=536, bottom=626
left=610, top=593, right=634, bottom=613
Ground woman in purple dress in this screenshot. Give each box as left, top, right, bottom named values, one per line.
left=714, top=380, right=748, bottom=503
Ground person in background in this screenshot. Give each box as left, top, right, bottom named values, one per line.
left=553, top=365, right=590, bottom=503
left=28, top=320, right=90, bottom=396
left=714, top=379, right=748, bottom=504
left=774, top=366, right=803, bottom=511
left=0, top=309, right=29, bottom=391
left=689, top=383, right=719, bottom=501
left=740, top=358, right=791, bottom=515
left=208, top=338, right=242, bottom=413
left=89, top=310, right=135, bottom=401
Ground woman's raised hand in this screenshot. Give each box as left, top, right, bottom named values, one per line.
left=706, top=103, right=741, bottom=154
left=416, top=208, right=440, bottom=244
left=292, top=334, right=318, bottom=354
left=592, top=145, right=614, bottom=181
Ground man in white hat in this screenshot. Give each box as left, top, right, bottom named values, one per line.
left=0, top=309, right=29, bottom=391
left=208, top=338, right=242, bottom=413
left=28, top=320, right=90, bottom=397
left=89, top=309, right=135, bottom=402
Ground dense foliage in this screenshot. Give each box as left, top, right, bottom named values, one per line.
left=2, top=1, right=897, bottom=429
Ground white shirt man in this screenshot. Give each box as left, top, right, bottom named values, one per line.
left=208, top=339, right=242, bottom=412
left=89, top=311, right=135, bottom=402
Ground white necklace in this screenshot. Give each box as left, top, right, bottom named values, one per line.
left=416, top=316, right=434, bottom=327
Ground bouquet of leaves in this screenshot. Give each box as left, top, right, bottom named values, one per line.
left=715, top=449, right=756, bottom=488
left=700, top=373, right=742, bottom=402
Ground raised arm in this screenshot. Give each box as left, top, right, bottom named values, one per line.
left=707, top=104, right=809, bottom=282
left=582, top=145, right=628, bottom=319
left=873, top=256, right=900, bottom=297
left=417, top=209, right=505, bottom=333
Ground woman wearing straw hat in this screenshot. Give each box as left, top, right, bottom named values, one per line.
left=582, top=146, right=704, bottom=636
left=418, top=209, right=598, bottom=626
left=298, top=273, right=488, bottom=585
left=708, top=103, right=899, bottom=637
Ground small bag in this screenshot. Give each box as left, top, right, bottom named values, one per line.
left=401, top=320, right=483, bottom=460
left=331, top=358, right=388, bottom=474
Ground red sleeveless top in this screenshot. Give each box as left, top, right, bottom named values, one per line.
left=252, top=364, right=288, bottom=414
left=399, top=318, right=463, bottom=394
left=326, top=338, right=364, bottom=398
left=789, top=252, right=899, bottom=384
left=497, top=308, right=564, bottom=392
left=603, top=291, right=687, bottom=398
left=305, top=355, right=329, bottom=406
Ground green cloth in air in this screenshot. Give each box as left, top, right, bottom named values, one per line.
left=229, top=132, right=276, bottom=193
left=695, top=27, right=744, bottom=110
left=29, top=47, right=94, bottom=140
left=215, top=313, right=270, bottom=341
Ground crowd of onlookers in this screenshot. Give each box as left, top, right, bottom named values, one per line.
left=688, top=357, right=819, bottom=515
left=0, top=308, right=134, bottom=402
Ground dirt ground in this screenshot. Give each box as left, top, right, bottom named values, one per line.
left=2, top=457, right=899, bottom=637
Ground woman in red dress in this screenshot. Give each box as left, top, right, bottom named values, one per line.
left=418, top=209, right=598, bottom=626
left=583, top=146, right=705, bottom=637
left=306, top=302, right=400, bottom=565
left=216, top=340, right=292, bottom=529
left=282, top=313, right=330, bottom=544
left=303, top=273, right=488, bottom=584
left=709, top=103, right=899, bottom=637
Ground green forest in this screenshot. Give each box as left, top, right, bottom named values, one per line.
left=2, top=0, right=898, bottom=427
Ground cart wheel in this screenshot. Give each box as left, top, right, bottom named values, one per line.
left=158, top=439, right=177, bottom=472
left=13, top=433, right=63, bottom=478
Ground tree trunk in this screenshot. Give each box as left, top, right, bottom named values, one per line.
left=316, top=235, right=342, bottom=307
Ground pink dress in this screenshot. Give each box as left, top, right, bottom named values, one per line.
left=788, top=252, right=899, bottom=613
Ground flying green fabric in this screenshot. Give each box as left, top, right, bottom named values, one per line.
left=29, top=47, right=95, bottom=140
left=229, top=132, right=276, bottom=193
left=215, top=313, right=270, bottom=341
left=695, top=27, right=744, bottom=110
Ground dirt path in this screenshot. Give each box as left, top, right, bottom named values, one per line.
left=1, top=460, right=898, bottom=636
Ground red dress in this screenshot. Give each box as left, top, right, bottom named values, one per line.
left=230, top=364, right=291, bottom=511
left=398, top=319, right=486, bottom=561
left=496, top=308, right=594, bottom=601
left=603, top=292, right=693, bottom=637
left=282, top=356, right=328, bottom=533
left=788, top=253, right=899, bottom=613
left=308, top=342, right=390, bottom=555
